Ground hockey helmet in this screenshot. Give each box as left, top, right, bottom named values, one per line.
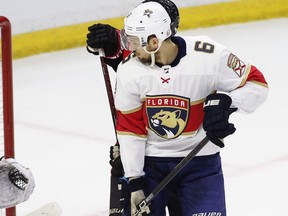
left=142, top=0, right=179, bottom=36
left=121, top=0, right=179, bottom=51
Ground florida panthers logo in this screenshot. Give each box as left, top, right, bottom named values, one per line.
left=146, top=95, right=190, bottom=139
left=151, top=110, right=186, bottom=139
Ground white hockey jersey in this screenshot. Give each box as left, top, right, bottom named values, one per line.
left=115, top=36, right=268, bottom=177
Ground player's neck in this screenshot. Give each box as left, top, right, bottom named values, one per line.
left=155, top=39, right=178, bottom=66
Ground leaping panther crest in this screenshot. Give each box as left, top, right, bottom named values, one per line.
left=151, top=109, right=186, bottom=139
left=146, top=95, right=190, bottom=139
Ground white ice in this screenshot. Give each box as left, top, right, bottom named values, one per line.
left=11, top=18, right=288, bottom=215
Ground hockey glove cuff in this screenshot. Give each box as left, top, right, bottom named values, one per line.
left=203, top=93, right=237, bottom=147
left=109, top=145, right=123, bottom=177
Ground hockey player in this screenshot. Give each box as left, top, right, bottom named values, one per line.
left=0, top=157, right=35, bottom=209
left=87, top=0, right=268, bottom=215
left=113, top=1, right=268, bottom=215
left=87, top=1, right=183, bottom=215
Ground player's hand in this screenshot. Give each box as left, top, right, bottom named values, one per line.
left=109, top=144, right=123, bottom=177
left=203, top=93, right=237, bottom=147
left=86, top=23, right=120, bottom=57
left=120, top=176, right=151, bottom=215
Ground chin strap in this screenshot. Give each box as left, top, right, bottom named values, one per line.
left=143, top=40, right=162, bottom=67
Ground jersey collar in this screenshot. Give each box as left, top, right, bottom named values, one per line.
left=155, top=36, right=187, bottom=68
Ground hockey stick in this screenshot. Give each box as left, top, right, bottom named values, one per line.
left=99, top=52, right=117, bottom=138
left=98, top=51, right=123, bottom=216
left=135, top=136, right=210, bottom=216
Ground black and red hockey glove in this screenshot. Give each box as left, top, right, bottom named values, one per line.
left=86, top=23, right=120, bottom=57
left=203, top=93, right=237, bottom=147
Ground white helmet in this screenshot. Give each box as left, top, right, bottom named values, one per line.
left=123, top=1, right=173, bottom=48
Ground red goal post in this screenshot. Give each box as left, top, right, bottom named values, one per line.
left=0, top=16, right=16, bottom=216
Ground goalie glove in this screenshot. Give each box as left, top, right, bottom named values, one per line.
left=0, top=157, right=35, bottom=209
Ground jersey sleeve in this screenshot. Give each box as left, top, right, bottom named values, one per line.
left=115, top=61, right=147, bottom=178
left=215, top=48, right=268, bottom=113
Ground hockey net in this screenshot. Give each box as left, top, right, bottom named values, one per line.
left=0, top=16, right=16, bottom=216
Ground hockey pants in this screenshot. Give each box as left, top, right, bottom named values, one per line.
left=142, top=152, right=226, bottom=216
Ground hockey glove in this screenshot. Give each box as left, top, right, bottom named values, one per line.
left=109, top=144, right=124, bottom=177
left=86, top=23, right=120, bottom=57
left=203, top=93, right=237, bottom=147
left=120, top=176, right=151, bottom=216
left=0, top=158, right=35, bottom=208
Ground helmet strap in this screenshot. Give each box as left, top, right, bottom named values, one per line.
left=143, top=40, right=162, bottom=67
